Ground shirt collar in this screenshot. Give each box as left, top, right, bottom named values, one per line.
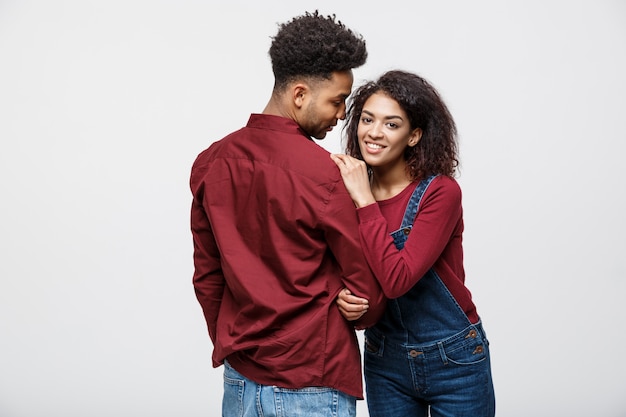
left=247, top=114, right=311, bottom=139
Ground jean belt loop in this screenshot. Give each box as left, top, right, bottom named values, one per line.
left=437, top=341, right=448, bottom=365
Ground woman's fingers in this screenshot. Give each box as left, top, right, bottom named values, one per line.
left=330, top=154, right=365, bottom=176
left=330, top=154, right=375, bottom=208
left=336, top=288, right=369, bottom=321
left=330, top=153, right=348, bottom=170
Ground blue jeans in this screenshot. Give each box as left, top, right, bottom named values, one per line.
left=222, top=360, right=357, bottom=417
left=364, top=323, right=495, bottom=417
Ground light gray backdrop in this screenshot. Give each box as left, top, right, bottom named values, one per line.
left=1, top=1, right=625, bottom=416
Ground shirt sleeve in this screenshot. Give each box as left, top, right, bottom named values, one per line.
left=190, top=168, right=224, bottom=345
left=322, top=181, right=387, bottom=328
left=356, top=176, right=463, bottom=299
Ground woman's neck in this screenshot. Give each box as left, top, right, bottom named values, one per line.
left=370, top=166, right=413, bottom=201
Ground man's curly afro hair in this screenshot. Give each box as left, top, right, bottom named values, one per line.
left=269, top=11, right=367, bottom=89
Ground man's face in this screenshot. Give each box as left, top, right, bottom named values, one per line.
left=298, top=70, right=354, bottom=139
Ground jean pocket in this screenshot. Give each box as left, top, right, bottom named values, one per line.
left=274, top=387, right=355, bottom=417
left=364, top=330, right=384, bottom=356
left=222, top=363, right=244, bottom=417
left=444, top=338, right=488, bottom=366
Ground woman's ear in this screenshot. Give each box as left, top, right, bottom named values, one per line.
left=408, top=128, right=423, bottom=147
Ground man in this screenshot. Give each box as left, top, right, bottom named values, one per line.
left=190, top=11, right=385, bottom=416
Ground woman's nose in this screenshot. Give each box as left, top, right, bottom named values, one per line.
left=368, top=123, right=383, bottom=137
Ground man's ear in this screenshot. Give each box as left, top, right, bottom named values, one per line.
left=292, top=84, right=308, bottom=108
left=408, top=128, right=423, bottom=147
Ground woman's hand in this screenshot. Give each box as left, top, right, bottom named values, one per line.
left=336, top=288, right=369, bottom=321
left=330, top=154, right=376, bottom=208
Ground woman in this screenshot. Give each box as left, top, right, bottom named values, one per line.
left=330, top=70, right=495, bottom=417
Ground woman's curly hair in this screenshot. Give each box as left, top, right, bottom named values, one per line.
left=269, top=11, right=367, bottom=90
left=343, top=70, right=459, bottom=179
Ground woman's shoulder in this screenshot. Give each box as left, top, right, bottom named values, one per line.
left=425, top=175, right=462, bottom=205
left=430, top=174, right=460, bottom=191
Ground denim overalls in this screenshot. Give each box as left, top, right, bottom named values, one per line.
left=364, top=176, right=495, bottom=417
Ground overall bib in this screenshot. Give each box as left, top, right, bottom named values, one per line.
left=363, top=176, right=495, bottom=417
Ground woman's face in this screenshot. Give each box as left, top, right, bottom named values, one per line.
left=357, top=92, right=421, bottom=170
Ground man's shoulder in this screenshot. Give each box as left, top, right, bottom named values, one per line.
left=192, top=127, right=247, bottom=163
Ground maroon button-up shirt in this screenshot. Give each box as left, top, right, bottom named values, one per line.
left=190, top=114, right=386, bottom=399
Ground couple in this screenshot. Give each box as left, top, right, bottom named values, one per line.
left=190, top=11, right=495, bottom=417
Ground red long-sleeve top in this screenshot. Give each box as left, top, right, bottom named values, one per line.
left=190, top=114, right=386, bottom=399
left=355, top=176, right=479, bottom=324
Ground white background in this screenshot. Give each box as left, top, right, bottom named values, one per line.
left=1, top=1, right=625, bottom=416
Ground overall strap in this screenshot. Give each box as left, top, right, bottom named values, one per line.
left=399, top=175, right=438, bottom=230
left=390, top=175, right=438, bottom=251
